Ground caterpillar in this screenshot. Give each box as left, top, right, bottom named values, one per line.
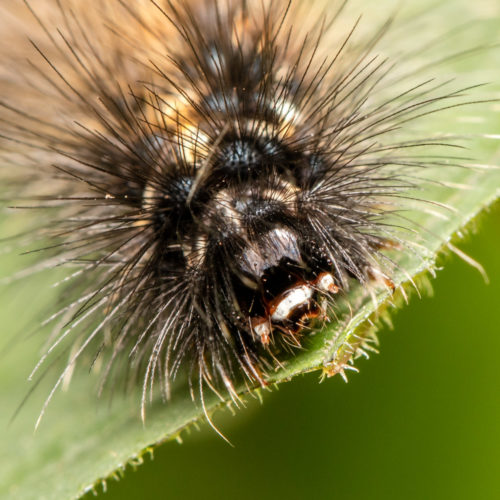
left=0, top=0, right=491, bottom=428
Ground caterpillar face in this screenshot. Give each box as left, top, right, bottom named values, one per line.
left=0, top=0, right=468, bottom=414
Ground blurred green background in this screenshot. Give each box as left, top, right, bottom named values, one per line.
left=91, top=203, right=500, bottom=500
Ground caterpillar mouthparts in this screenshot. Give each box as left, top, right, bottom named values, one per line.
left=250, top=270, right=339, bottom=346
left=0, top=0, right=487, bottom=425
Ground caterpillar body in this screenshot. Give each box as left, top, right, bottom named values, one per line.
left=0, top=0, right=487, bottom=423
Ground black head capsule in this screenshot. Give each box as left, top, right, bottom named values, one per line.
left=237, top=226, right=339, bottom=346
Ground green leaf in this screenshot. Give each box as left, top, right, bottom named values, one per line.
left=0, top=1, right=499, bottom=499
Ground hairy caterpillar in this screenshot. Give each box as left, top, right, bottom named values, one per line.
left=0, top=0, right=493, bottom=430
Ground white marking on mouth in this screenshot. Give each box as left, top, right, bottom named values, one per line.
left=270, top=285, right=314, bottom=322
left=316, top=272, right=338, bottom=293
left=251, top=317, right=271, bottom=346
